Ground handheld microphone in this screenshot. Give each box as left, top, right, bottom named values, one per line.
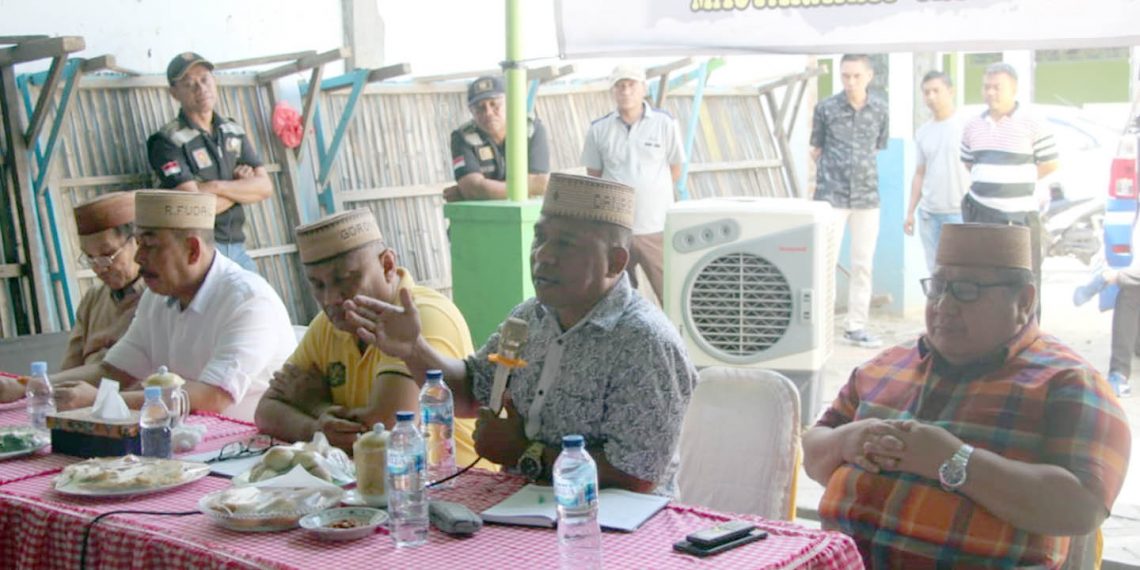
left=487, top=317, right=528, bottom=414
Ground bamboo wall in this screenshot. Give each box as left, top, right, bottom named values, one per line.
left=32, top=75, right=317, bottom=327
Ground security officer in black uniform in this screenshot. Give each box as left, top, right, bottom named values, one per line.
left=146, top=52, right=273, bottom=272
left=445, top=75, right=551, bottom=202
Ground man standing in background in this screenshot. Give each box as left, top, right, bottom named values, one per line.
left=148, top=52, right=273, bottom=272
left=811, top=54, right=890, bottom=348
left=960, top=62, right=1059, bottom=319
left=445, top=75, right=550, bottom=202
left=905, top=71, right=968, bottom=273
left=581, top=64, right=685, bottom=302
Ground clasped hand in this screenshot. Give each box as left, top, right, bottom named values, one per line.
left=846, top=419, right=963, bottom=480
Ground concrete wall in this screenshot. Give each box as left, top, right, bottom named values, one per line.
left=0, top=0, right=344, bottom=74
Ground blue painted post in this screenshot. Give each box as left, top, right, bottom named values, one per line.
left=675, top=61, right=710, bottom=201
left=302, top=68, right=370, bottom=214
left=16, top=60, right=84, bottom=328
left=526, top=78, right=539, bottom=115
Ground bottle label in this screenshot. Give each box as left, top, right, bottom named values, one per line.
left=554, top=479, right=597, bottom=508
left=422, top=406, right=453, bottom=426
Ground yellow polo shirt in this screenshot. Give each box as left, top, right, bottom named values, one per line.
left=288, top=268, right=488, bottom=469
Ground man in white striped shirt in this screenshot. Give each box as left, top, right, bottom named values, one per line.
left=960, top=62, right=1059, bottom=318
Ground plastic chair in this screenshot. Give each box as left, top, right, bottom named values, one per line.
left=677, top=366, right=801, bottom=521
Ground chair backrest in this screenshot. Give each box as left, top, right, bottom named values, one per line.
left=677, top=366, right=801, bottom=521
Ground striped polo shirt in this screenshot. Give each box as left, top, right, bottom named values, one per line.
left=960, top=103, right=1057, bottom=213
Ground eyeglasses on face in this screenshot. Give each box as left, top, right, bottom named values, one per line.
left=77, top=236, right=134, bottom=270
left=206, top=434, right=276, bottom=464
left=920, top=277, right=1021, bottom=303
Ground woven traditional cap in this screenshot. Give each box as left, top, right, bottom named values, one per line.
left=295, top=209, right=383, bottom=264
left=936, top=223, right=1032, bottom=270
left=74, top=191, right=135, bottom=236
left=135, top=190, right=216, bottom=230
left=610, top=64, right=646, bottom=86
left=541, top=173, right=635, bottom=230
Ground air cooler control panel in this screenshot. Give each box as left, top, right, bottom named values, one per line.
left=671, top=218, right=740, bottom=254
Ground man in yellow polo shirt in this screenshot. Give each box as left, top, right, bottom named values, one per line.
left=255, top=209, right=485, bottom=468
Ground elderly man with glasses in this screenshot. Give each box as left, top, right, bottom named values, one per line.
left=803, top=223, right=1131, bottom=568
left=1, top=192, right=144, bottom=402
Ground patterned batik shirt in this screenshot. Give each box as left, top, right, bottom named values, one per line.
left=815, top=322, right=1131, bottom=568
left=466, top=274, right=697, bottom=491
left=811, top=91, right=890, bottom=209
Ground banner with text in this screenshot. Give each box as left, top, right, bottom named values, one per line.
left=555, top=0, right=1140, bottom=57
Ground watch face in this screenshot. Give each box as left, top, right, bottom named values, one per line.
left=939, top=460, right=966, bottom=488
left=519, top=456, right=542, bottom=479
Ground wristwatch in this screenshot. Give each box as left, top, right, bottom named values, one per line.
left=517, top=441, right=545, bottom=481
left=938, top=444, right=975, bottom=492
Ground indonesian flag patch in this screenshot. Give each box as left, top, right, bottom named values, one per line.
left=452, top=155, right=466, bottom=170
left=161, top=160, right=182, bottom=177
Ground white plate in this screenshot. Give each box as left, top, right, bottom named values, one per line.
left=0, top=427, right=49, bottom=461
left=54, top=458, right=211, bottom=497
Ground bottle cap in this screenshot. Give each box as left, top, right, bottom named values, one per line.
left=144, top=385, right=162, bottom=400
left=30, top=361, right=47, bottom=376
left=396, top=411, right=415, bottom=422
left=426, top=369, right=443, bottom=382
left=561, top=434, right=585, bottom=448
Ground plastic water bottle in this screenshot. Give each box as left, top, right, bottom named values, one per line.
left=387, top=410, right=428, bottom=547
left=139, top=386, right=172, bottom=459
left=26, top=361, right=55, bottom=432
left=554, top=434, right=602, bottom=570
left=419, top=369, right=456, bottom=488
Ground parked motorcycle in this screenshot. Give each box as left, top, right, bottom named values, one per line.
left=1041, top=183, right=1105, bottom=265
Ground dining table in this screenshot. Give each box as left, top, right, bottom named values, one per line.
left=0, top=399, right=863, bottom=569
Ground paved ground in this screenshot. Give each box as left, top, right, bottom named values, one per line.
left=794, top=256, right=1140, bottom=567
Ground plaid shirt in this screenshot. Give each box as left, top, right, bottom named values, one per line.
left=816, top=322, right=1131, bottom=568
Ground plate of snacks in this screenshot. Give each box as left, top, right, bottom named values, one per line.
left=233, top=434, right=354, bottom=487
left=0, top=427, right=49, bottom=460
left=199, top=486, right=345, bottom=532
left=53, top=455, right=210, bottom=497
left=299, top=507, right=388, bottom=541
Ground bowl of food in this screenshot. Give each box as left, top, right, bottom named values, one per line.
left=199, top=486, right=344, bottom=532
left=299, top=507, right=388, bottom=542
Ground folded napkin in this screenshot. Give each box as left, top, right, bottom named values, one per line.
left=91, top=378, right=130, bottom=420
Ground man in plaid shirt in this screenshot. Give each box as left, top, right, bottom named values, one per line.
left=804, top=223, right=1131, bottom=568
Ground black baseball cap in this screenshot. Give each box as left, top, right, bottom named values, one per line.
left=467, top=75, right=505, bottom=106
left=167, top=52, right=215, bottom=85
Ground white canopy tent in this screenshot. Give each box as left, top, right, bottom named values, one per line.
left=555, top=0, right=1140, bottom=57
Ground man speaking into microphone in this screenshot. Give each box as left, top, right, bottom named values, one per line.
left=346, top=173, right=697, bottom=494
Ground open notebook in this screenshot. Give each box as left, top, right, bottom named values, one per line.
left=480, top=484, right=669, bottom=532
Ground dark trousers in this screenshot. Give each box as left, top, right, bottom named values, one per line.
left=1110, top=270, right=1140, bottom=379
left=961, top=194, right=1043, bottom=321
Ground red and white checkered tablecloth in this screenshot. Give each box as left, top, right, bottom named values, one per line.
left=0, top=399, right=258, bottom=485
left=0, top=466, right=862, bottom=569
left=0, top=400, right=862, bottom=569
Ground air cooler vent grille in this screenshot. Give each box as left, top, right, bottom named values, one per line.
left=687, top=252, right=792, bottom=357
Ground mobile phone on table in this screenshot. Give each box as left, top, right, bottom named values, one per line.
left=673, top=528, right=769, bottom=557
left=685, top=520, right=755, bottom=548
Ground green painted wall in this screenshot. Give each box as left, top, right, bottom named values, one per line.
left=1035, top=59, right=1129, bottom=105
left=444, top=201, right=541, bottom=344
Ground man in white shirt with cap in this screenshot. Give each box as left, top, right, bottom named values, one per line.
left=581, top=64, right=685, bottom=302
left=55, top=190, right=295, bottom=421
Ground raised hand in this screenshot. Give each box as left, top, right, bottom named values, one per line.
left=345, top=288, right=422, bottom=360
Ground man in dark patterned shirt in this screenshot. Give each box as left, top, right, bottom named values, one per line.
left=811, top=53, right=890, bottom=349
left=346, top=173, right=697, bottom=494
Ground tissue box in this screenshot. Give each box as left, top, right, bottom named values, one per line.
left=46, top=408, right=142, bottom=458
